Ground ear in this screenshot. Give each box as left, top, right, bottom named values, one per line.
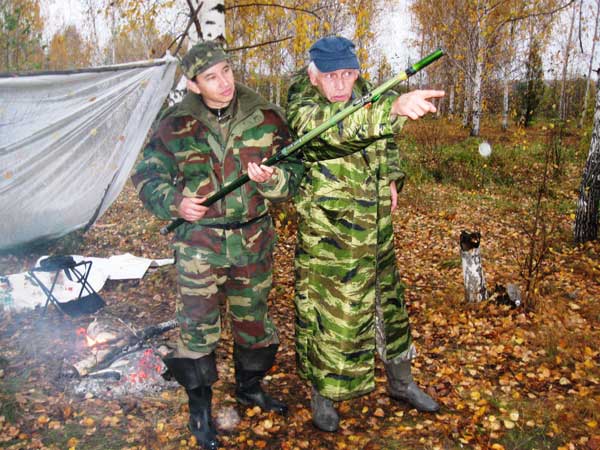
left=187, top=79, right=201, bottom=95
left=308, top=70, right=319, bottom=87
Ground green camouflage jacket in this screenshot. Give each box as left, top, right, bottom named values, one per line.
left=132, top=83, right=303, bottom=260
left=286, top=71, right=413, bottom=400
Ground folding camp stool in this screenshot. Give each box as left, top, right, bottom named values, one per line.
left=28, top=255, right=105, bottom=316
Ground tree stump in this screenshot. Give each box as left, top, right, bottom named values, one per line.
left=460, top=231, right=488, bottom=303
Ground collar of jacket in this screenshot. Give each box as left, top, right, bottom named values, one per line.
left=169, top=82, right=283, bottom=125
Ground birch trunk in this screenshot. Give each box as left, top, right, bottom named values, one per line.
left=199, top=0, right=226, bottom=41
left=462, top=75, right=472, bottom=128
left=502, top=75, right=509, bottom=131
left=559, top=3, right=577, bottom=121
left=574, top=77, right=600, bottom=244
left=170, top=0, right=226, bottom=104
left=579, top=0, right=600, bottom=128
left=470, top=30, right=485, bottom=137
left=448, top=82, right=455, bottom=115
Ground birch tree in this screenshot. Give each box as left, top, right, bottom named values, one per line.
left=166, top=0, right=225, bottom=102
left=225, top=0, right=387, bottom=101
left=574, top=73, right=600, bottom=243
left=411, top=0, right=574, bottom=136
left=559, top=1, right=578, bottom=121
left=579, top=0, right=600, bottom=127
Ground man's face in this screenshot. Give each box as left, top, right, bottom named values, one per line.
left=308, top=68, right=359, bottom=103
left=188, top=60, right=235, bottom=108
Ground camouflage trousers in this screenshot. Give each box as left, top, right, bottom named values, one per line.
left=174, top=245, right=279, bottom=357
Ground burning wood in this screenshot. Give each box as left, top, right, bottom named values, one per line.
left=70, top=347, right=178, bottom=399
left=71, top=318, right=177, bottom=377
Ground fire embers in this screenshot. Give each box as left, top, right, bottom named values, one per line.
left=66, top=317, right=178, bottom=398
left=125, top=349, right=164, bottom=384
left=76, top=325, right=114, bottom=348
left=70, top=346, right=176, bottom=398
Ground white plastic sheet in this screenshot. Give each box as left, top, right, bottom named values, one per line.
left=0, top=253, right=174, bottom=312
left=0, top=56, right=178, bottom=250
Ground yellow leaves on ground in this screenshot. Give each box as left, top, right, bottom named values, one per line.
left=80, top=416, right=95, bottom=427
left=251, top=418, right=280, bottom=437
left=245, top=405, right=262, bottom=417
left=36, top=415, right=49, bottom=425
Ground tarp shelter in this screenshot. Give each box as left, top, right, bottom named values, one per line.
left=0, top=55, right=178, bottom=250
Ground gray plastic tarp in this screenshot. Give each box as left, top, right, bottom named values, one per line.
left=0, top=55, right=178, bottom=250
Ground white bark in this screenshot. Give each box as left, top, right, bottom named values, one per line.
left=470, top=28, right=485, bottom=136
left=448, top=82, right=455, bottom=115
left=199, top=0, right=225, bottom=41
left=169, top=0, right=226, bottom=105
left=580, top=0, right=600, bottom=128
left=462, top=75, right=472, bottom=128
left=559, top=2, right=577, bottom=121
left=460, top=231, right=488, bottom=303
left=502, top=75, right=509, bottom=131
left=574, top=77, right=600, bottom=243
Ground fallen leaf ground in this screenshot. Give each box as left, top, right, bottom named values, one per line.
left=1, top=120, right=599, bottom=450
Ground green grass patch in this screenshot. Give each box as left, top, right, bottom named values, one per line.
left=498, top=425, right=564, bottom=450
left=0, top=369, right=29, bottom=423
left=43, top=422, right=131, bottom=450
left=439, top=258, right=462, bottom=270
left=398, top=131, right=583, bottom=199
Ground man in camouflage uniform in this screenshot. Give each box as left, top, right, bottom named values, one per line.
left=132, top=41, right=302, bottom=450
left=286, top=36, right=444, bottom=432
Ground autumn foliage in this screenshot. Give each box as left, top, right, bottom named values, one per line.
left=1, top=117, right=599, bottom=449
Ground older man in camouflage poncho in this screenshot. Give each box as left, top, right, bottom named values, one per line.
left=286, top=36, right=444, bottom=432
left=132, top=41, right=303, bottom=449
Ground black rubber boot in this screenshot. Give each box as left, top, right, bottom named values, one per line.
left=310, top=386, right=339, bottom=432
left=385, top=359, right=440, bottom=412
left=233, top=344, right=288, bottom=415
left=186, top=386, right=219, bottom=450
left=163, top=354, right=221, bottom=449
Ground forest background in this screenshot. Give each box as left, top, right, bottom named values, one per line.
left=1, top=1, right=599, bottom=449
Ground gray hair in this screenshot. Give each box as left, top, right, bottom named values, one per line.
left=307, top=61, right=320, bottom=76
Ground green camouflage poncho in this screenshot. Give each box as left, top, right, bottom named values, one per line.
left=287, top=72, right=414, bottom=401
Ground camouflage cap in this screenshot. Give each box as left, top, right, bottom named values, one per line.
left=181, top=41, right=229, bottom=79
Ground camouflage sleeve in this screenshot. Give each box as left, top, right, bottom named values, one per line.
left=286, top=85, right=407, bottom=161
left=257, top=112, right=304, bottom=202
left=383, top=137, right=406, bottom=192
left=131, top=127, right=183, bottom=220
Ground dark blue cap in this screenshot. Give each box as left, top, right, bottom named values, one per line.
left=309, top=36, right=360, bottom=73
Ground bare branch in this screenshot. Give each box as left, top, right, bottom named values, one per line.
left=166, top=1, right=204, bottom=57
left=186, top=0, right=204, bottom=38
left=578, top=0, right=584, bottom=53
left=496, top=0, right=577, bottom=31
left=226, top=35, right=293, bottom=52
left=224, top=2, right=320, bottom=18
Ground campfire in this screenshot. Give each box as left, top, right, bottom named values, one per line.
left=64, top=317, right=179, bottom=398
